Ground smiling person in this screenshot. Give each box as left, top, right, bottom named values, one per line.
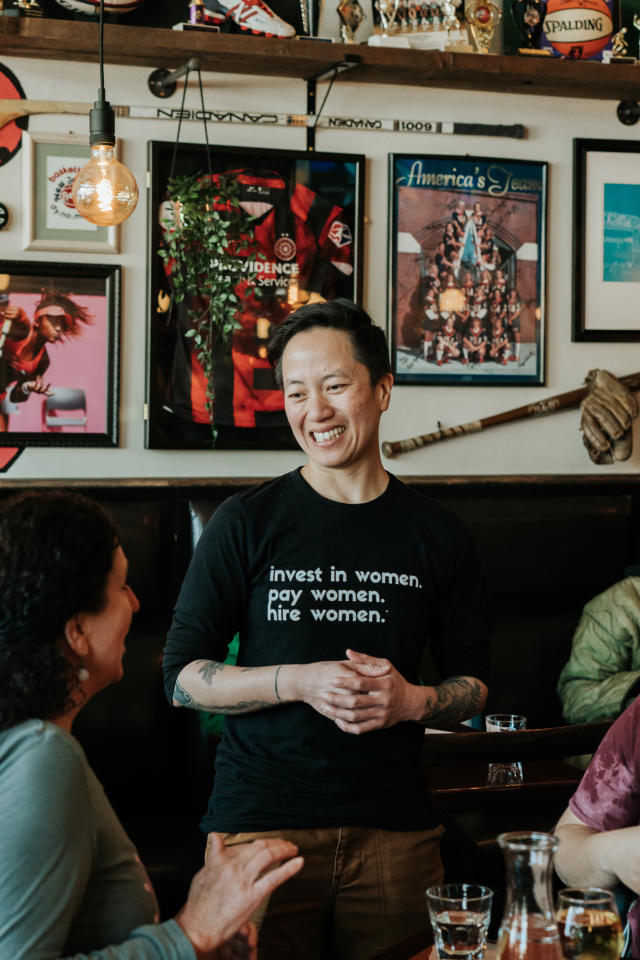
left=0, top=490, right=303, bottom=960
left=163, top=298, right=491, bottom=960
left=0, top=292, right=92, bottom=431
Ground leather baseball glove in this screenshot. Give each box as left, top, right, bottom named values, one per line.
left=580, top=369, right=639, bottom=464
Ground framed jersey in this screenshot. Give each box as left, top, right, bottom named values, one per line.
left=146, top=141, right=364, bottom=450
left=389, top=153, right=547, bottom=386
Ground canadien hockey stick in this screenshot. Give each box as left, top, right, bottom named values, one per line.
left=381, top=371, right=640, bottom=458
left=0, top=98, right=525, bottom=138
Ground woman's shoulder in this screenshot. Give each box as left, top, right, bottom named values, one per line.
left=0, top=720, right=87, bottom=785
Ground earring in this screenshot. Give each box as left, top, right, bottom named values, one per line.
left=77, top=666, right=90, bottom=683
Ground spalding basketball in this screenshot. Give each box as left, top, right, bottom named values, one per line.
left=54, top=0, right=145, bottom=14
left=541, top=0, right=613, bottom=58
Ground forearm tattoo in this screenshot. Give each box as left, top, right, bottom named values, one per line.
left=274, top=664, right=282, bottom=701
left=420, top=676, right=484, bottom=725
left=174, top=679, right=195, bottom=707
left=198, top=660, right=225, bottom=684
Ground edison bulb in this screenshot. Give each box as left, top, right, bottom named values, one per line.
left=72, top=143, right=138, bottom=227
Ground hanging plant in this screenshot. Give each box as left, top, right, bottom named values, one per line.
left=158, top=171, right=258, bottom=442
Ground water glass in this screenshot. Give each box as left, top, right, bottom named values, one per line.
left=556, top=887, right=624, bottom=960
left=426, top=883, right=493, bottom=960
left=485, top=713, right=526, bottom=786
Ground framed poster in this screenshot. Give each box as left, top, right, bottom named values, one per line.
left=0, top=260, right=120, bottom=447
left=23, top=132, right=119, bottom=253
left=573, top=138, right=640, bottom=342
left=146, top=140, right=364, bottom=450
left=390, top=154, right=547, bottom=386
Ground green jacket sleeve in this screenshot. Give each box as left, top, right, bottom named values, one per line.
left=557, top=577, right=640, bottom=724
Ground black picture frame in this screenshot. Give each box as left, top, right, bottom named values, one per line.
left=0, top=260, right=120, bottom=447
left=146, top=140, right=365, bottom=450
left=389, top=153, right=547, bottom=386
left=573, top=138, right=640, bottom=342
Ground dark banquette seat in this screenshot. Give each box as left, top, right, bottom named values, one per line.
left=0, top=475, right=638, bottom=916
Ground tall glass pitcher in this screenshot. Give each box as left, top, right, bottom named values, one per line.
left=496, top=831, right=564, bottom=960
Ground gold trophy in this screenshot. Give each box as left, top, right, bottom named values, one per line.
left=337, top=0, right=366, bottom=41
left=375, top=0, right=399, bottom=33
left=464, top=0, right=501, bottom=52
left=16, top=0, right=43, bottom=13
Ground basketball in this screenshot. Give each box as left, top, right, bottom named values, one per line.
left=542, top=0, right=613, bottom=58
left=54, top=0, right=146, bottom=14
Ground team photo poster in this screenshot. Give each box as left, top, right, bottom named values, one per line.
left=389, top=154, right=548, bottom=386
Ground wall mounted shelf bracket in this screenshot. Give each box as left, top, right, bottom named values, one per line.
left=617, top=99, right=640, bottom=125
left=148, top=58, right=202, bottom=98
left=305, top=54, right=360, bottom=151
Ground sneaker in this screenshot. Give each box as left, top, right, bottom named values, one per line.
left=205, top=0, right=296, bottom=36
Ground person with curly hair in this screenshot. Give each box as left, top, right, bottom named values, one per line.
left=0, top=490, right=303, bottom=960
left=0, top=291, right=92, bottom=431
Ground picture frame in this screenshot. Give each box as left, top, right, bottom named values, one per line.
left=146, top=140, right=364, bottom=450
left=573, top=138, right=640, bottom=342
left=23, top=132, right=119, bottom=253
left=0, top=260, right=120, bottom=447
left=389, top=153, right=547, bottom=386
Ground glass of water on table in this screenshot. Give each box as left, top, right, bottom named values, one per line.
left=485, top=713, right=526, bottom=786
left=426, top=883, right=493, bottom=960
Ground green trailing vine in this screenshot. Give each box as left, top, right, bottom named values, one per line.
left=158, top=171, right=257, bottom=442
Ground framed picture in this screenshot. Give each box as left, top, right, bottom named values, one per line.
left=389, top=154, right=547, bottom=385
left=23, top=132, right=119, bottom=253
left=146, top=140, right=364, bottom=450
left=0, top=260, right=120, bottom=447
left=573, top=138, right=640, bottom=342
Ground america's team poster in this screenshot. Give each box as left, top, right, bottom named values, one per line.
left=389, top=154, right=547, bottom=386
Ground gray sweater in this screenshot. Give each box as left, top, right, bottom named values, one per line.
left=0, top=719, right=195, bottom=959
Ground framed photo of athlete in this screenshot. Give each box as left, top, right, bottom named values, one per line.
left=0, top=260, right=120, bottom=447
left=146, top=140, right=364, bottom=450
left=23, top=133, right=119, bottom=253
left=389, top=153, right=548, bottom=386
left=573, top=138, right=640, bottom=342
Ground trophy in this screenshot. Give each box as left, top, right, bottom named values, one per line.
left=337, top=0, right=366, bottom=41
left=376, top=0, right=398, bottom=37
left=464, top=0, right=501, bottom=51
left=602, top=26, right=635, bottom=63
left=15, top=0, right=42, bottom=14
left=510, top=0, right=549, bottom=52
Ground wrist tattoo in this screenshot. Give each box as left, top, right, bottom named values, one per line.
left=421, top=676, right=484, bottom=725
left=274, top=664, right=282, bottom=701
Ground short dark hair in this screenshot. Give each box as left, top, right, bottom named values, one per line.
left=0, top=491, right=119, bottom=729
left=267, top=299, right=392, bottom=389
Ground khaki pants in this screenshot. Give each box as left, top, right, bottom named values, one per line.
left=207, top=824, right=444, bottom=960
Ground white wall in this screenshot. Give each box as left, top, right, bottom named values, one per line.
left=1, top=52, right=638, bottom=479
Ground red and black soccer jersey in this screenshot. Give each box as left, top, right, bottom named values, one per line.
left=165, top=169, right=354, bottom=429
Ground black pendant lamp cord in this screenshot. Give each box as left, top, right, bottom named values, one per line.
left=99, top=0, right=105, bottom=100
left=89, top=0, right=114, bottom=145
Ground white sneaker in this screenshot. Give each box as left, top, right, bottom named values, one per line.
left=206, top=0, right=296, bottom=36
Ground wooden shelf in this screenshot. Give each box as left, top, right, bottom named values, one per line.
left=1, top=16, right=639, bottom=100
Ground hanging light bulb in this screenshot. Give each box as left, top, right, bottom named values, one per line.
left=72, top=0, right=138, bottom=227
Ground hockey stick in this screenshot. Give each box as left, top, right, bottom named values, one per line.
left=0, top=98, right=525, bottom=138
left=381, top=371, right=640, bottom=458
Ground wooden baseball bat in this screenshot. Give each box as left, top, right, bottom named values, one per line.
left=381, top=371, right=640, bottom=459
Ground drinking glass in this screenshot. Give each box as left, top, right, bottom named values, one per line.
left=426, top=883, right=493, bottom=960
left=556, top=887, right=624, bottom=960
left=485, top=713, right=526, bottom=786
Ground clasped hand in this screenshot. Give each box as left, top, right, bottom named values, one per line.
left=302, top=649, right=421, bottom=734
